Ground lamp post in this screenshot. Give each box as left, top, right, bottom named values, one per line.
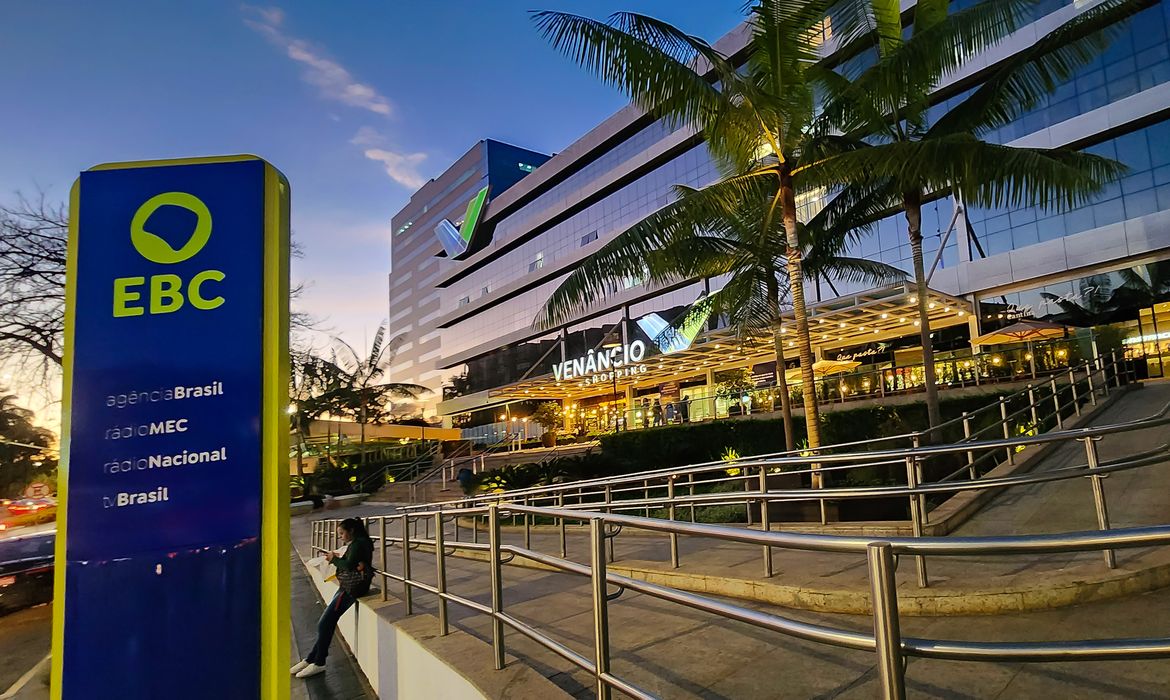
left=603, top=332, right=622, bottom=431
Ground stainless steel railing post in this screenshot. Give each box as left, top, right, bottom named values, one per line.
left=435, top=512, right=449, bottom=635
left=667, top=476, right=679, bottom=569
left=745, top=468, right=754, bottom=526
left=1051, top=377, right=1064, bottom=430
left=905, top=456, right=928, bottom=588
left=523, top=496, right=531, bottom=551
left=473, top=512, right=479, bottom=544
left=604, top=484, right=615, bottom=563
left=867, top=542, right=907, bottom=700
left=401, top=515, right=413, bottom=614
left=1027, top=385, right=1038, bottom=428
left=962, top=412, right=976, bottom=480
left=1110, top=351, right=1119, bottom=388
left=1086, top=363, right=1097, bottom=405
left=489, top=504, right=505, bottom=669
left=1069, top=368, right=1081, bottom=416
left=1082, top=436, right=1116, bottom=569
left=688, top=473, right=696, bottom=523
left=643, top=479, right=650, bottom=518
left=589, top=517, right=613, bottom=700
left=1000, top=397, right=1013, bottom=465
left=558, top=492, right=567, bottom=558
left=760, top=487, right=773, bottom=580
left=380, top=517, right=388, bottom=602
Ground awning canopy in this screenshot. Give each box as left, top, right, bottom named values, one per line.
left=480, top=284, right=972, bottom=407
left=973, top=319, right=1070, bottom=345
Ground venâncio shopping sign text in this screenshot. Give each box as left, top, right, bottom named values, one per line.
left=553, top=341, right=648, bottom=387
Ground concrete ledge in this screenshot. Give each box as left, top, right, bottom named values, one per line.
left=331, top=493, right=369, bottom=508
left=609, top=551, right=1170, bottom=617
left=290, top=500, right=318, bottom=516
left=300, top=548, right=569, bottom=699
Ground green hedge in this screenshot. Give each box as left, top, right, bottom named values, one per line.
left=597, top=394, right=1004, bottom=473
left=466, top=392, right=1039, bottom=497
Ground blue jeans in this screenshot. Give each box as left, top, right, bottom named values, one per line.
left=305, top=589, right=355, bottom=665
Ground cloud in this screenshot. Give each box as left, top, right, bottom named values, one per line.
left=349, top=127, right=429, bottom=190
left=363, top=149, right=429, bottom=190
left=243, top=5, right=392, bottom=116
left=349, top=126, right=385, bottom=147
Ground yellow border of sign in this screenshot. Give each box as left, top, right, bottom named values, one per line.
left=50, top=155, right=290, bottom=700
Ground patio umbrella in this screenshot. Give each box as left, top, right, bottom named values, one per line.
left=973, top=320, right=1071, bottom=378
left=784, top=359, right=862, bottom=383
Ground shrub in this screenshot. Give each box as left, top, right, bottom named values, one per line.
left=598, top=394, right=1008, bottom=474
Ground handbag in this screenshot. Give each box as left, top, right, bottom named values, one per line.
left=335, top=564, right=372, bottom=597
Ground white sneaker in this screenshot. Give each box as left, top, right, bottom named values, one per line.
left=295, top=663, right=326, bottom=679
left=290, top=660, right=310, bottom=675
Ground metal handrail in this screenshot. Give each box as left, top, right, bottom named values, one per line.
left=407, top=353, right=1130, bottom=516
left=402, top=354, right=1133, bottom=528
left=313, top=474, right=1170, bottom=700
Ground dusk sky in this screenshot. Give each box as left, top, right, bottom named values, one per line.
left=0, top=1, right=746, bottom=417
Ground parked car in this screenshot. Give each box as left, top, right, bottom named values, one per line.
left=1, top=498, right=57, bottom=530
left=0, top=532, right=54, bottom=615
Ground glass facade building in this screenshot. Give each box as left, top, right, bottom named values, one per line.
left=383, top=1, right=1170, bottom=433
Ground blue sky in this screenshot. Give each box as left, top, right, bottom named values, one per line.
left=0, top=1, right=745, bottom=412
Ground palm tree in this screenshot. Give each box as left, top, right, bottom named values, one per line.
left=533, top=0, right=879, bottom=447
left=537, top=169, right=903, bottom=451
left=324, top=326, right=429, bottom=463
left=817, top=0, right=1142, bottom=428
left=288, top=349, right=349, bottom=479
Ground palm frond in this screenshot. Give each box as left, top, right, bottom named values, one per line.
left=929, top=0, right=1150, bottom=137
left=808, top=255, right=906, bottom=286
left=533, top=170, right=777, bottom=330
left=829, top=0, right=1031, bottom=131
left=380, top=382, right=430, bottom=399
left=954, top=139, right=1128, bottom=210
left=811, top=133, right=1126, bottom=209
left=530, top=10, right=727, bottom=132
left=870, top=0, right=904, bottom=55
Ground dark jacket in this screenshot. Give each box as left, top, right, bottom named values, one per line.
left=334, top=535, right=375, bottom=596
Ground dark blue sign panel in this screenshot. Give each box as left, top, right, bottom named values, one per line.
left=54, top=157, right=287, bottom=700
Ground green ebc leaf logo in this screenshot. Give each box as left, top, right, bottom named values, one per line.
left=130, top=192, right=212, bottom=264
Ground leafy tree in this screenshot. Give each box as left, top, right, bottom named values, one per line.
left=817, top=0, right=1143, bottom=427
left=0, top=392, right=57, bottom=498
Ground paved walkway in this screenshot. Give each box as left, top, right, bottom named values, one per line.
left=290, top=550, right=376, bottom=700
left=295, top=382, right=1170, bottom=697
left=293, top=505, right=1170, bottom=699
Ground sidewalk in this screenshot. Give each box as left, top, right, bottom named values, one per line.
left=293, top=501, right=1170, bottom=699
left=339, top=382, right=1170, bottom=616
left=289, top=383, right=1170, bottom=697
left=289, top=550, right=376, bottom=700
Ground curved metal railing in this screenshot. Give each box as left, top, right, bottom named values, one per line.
left=313, top=504, right=1170, bottom=700
left=312, top=367, right=1170, bottom=699
left=402, top=353, right=1134, bottom=517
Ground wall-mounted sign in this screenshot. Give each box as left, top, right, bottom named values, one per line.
left=52, top=156, right=289, bottom=700
left=435, top=185, right=489, bottom=258
left=554, top=340, right=648, bottom=386
left=996, top=286, right=1101, bottom=321
left=834, top=343, right=891, bottom=363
